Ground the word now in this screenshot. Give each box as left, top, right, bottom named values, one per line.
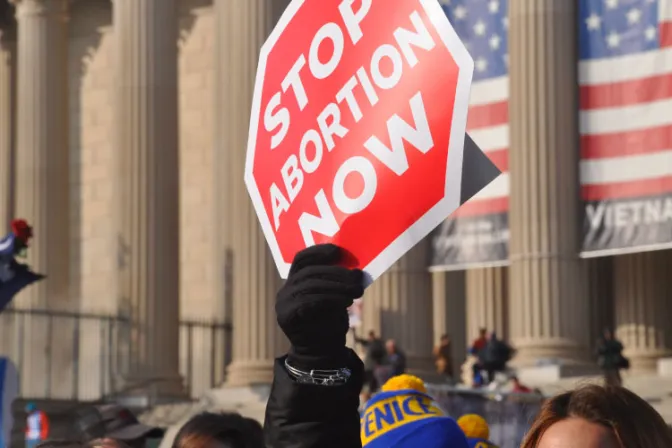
left=267, top=7, right=438, bottom=248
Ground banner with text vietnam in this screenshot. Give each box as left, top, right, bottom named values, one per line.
left=579, top=0, right=672, bottom=256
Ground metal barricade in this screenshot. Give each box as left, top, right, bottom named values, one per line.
left=0, top=308, right=232, bottom=401
left=426, top=384, right=545, bottom=448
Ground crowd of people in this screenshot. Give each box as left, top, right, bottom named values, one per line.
left=354, top=330, right=407, bottom=399
left=20, top=244, right=672, bottom=448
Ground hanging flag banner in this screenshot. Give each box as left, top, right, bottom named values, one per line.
left=244, top=0, right=500, bottom=283
left=579, top=0, right=672, bottom=257
left=430, top=0, right=510, bottom=270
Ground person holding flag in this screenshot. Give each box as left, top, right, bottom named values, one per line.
left=0, top=219, right=45, bottom=311
left=0, top=219, right=33, bottom=280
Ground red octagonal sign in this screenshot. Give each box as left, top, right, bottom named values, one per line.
left=245, top=0, right=474, bottom=281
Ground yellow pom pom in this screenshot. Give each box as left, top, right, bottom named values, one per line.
left=381, top=374, right=427, bottom=394
left=457, top=414, right=490, bottom=440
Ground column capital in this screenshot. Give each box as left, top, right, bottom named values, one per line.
left=9, top=0, right=69, bottom=19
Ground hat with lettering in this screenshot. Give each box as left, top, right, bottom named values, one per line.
left=361, top=375, right=469, bottom=448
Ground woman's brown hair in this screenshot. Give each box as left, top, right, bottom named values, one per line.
left=522, top=384, right=672, bottom=447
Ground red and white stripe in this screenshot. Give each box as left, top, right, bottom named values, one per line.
left=579, top=2, right=672, bottom=202
left=453, top=76, right=509, bottom=217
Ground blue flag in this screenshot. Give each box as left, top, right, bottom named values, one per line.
left=0, top=266, right=45, bottom=312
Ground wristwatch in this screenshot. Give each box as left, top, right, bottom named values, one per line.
left=284, top=358, right=351, bottom=386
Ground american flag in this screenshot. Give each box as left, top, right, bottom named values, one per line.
left=579, top=0, right=672, bottom=206
left=439, top=0, right=509, bottom=218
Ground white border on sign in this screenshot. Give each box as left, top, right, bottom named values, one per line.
left=244, top=0, right=474, bottom=282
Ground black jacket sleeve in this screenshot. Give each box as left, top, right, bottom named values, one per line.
left=264, top=349, right=363, bottom=448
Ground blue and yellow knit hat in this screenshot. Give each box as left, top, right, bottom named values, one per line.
left=361, top=375, right=469, bottom=448
left=457, top=414, right=499, bottom=447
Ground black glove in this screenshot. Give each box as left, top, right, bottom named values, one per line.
left=276, top=244, right=364, bottom=370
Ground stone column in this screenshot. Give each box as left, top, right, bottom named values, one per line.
left=365, top=241, right=434, bottom=373
left=12, top=0, right=70, bottom=309
left=0, top=26, right=15, bottom=359
left=466, top=267, right=508, bottom=340
left=432, top=271, right=466, bottom=378
left=508, top=0, right=589, bottom=364
left=586, top=258, right=614, bottom=352
left=614, top=251, right=672, bottom=373
left=11, top=0, right=70, bottom=398
left=113, top=0, right=183, bottom=396
left=0, top=28, right=14, bottom=232
left=217, top=0, right=290, bottom=387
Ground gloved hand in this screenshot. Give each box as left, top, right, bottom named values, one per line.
left=276, top=244, right=364, bottom=370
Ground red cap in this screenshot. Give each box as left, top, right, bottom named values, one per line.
left=10, top=219, right=33, bottom=243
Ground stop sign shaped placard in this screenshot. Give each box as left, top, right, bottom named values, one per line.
left=245, top=0, right=474, bottom=281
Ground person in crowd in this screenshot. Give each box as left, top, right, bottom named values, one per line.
left=74, top=404, right=163, bottom=448
left=596, top=328, right=627, bottom=387
left=264, top=244, right=365, bottom=447
left=0, top=219, right=33, bottom=275
left=0, top=219, right=44, bottom=311
left=385, top=339, right=406, bottom=376
left=26, top=402, right=50, bottom=448
left=521, top=384, right=672, bottom=447
left=510, top=376, right=532, bottom=393
left=88, top=440, right=130, bottom=448
left=469, top=328, right=488, bottom=357
left=457, top=414, right=499, bottom=448
left=36, top=442, right=85, bottom=448
left=372, top=339, right=407, bottom=389
left=477, top=332, right=513, bottom=384
left=469, top=328, right=489, bottom=386
left=361, top=374, right=469, bottom=447
left=37, top=440, right=130, bottom=448
left=433, top=334, right=454, bottom=381
left=37, top=439, right=128, bottom=448
left=172, top=412, right=263, bottom=448
left=354, top=329, right=386, bottom=394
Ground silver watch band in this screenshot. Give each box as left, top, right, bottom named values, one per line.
left=284, top=358, right=351, bottom=386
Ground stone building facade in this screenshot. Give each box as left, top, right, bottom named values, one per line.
left=0, top=0, right=670, bottom=401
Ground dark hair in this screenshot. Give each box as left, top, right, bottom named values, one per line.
left=172, top=412, right=263, bottom=448
left=36, top=442, right=85, bottom=448
left=36, top=438, right=132, bottom=448
left=87, top=439, right=131, bottom=448
left=522, top=384, right=672, bottom=447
